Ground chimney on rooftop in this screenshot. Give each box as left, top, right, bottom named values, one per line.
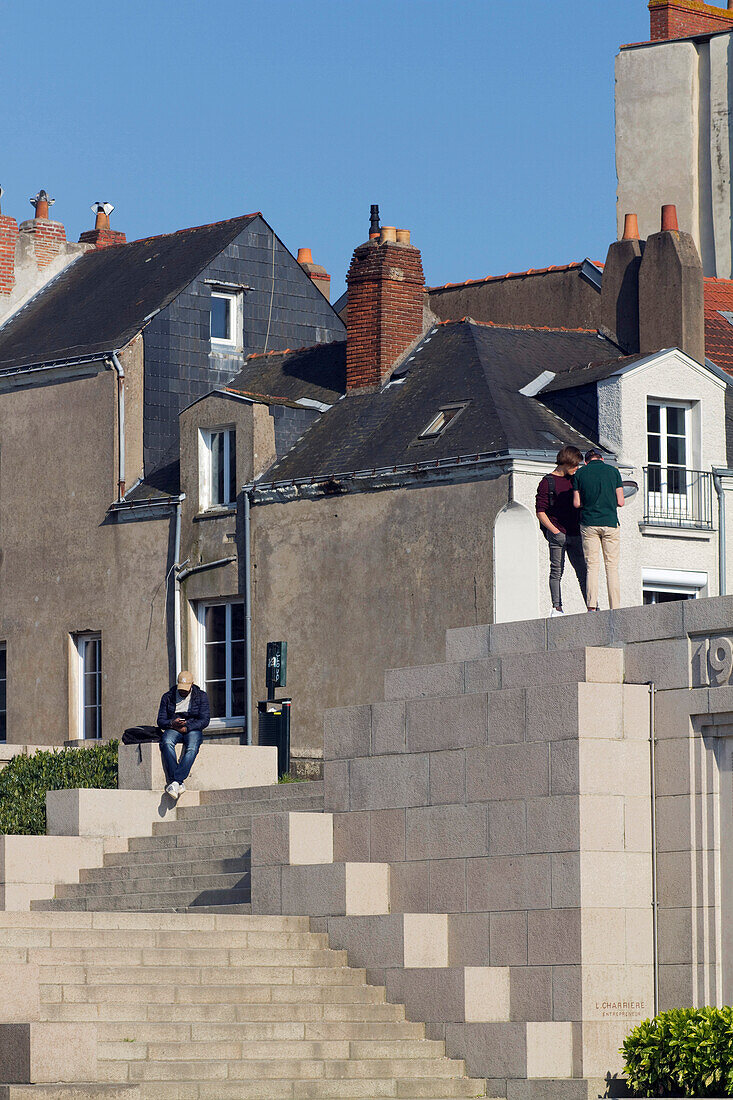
left=648, top=0, right=733, bottom=42
left=297, top=246, right=331, bottom=301
left=19, top=190, right=66, bottom=268
left=601, top=213, right=644, bottom=353
left=0, top=187, right=18, bottom=299
left=79, top=202, right=126, bottom=249
left=345, top=207, right=426, bottom=391
left=638, top=204, right=705, bottom=362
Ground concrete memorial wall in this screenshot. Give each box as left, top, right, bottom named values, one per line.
left=250, top=594, right=733, bottom=1096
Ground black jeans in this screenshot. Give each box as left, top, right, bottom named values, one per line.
left=544, top=530, right=587, bottom=609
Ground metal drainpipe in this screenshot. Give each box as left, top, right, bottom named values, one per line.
left=173, top=495, right=186, bottom=676
left=109, top=353, right=126, bottom=501
left=713, top=470, right=726, bottom=596
left=648, top=681, right=659, bottom=1017
left=244, top=490, right=253, bottom=745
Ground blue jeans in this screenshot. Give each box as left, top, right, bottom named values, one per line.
left=160, top=729, right=203, bottom=785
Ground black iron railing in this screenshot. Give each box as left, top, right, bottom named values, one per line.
left=642, top=466, right=713, bottom=530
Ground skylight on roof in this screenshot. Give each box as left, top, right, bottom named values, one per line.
left=417, top=403, right=468, bottom=440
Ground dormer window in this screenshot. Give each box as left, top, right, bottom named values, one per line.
left=417, top=403, right=468, bottom=440
left=200, top=427, right=237, bottom=510
left=210, top=291, right=238, bottom=346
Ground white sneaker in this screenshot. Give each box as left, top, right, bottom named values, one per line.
left=178, top=782, right=186, bottom=795
left=166, top=782, right=180, bottom=800
left=550, top=608, right=565, bottom=617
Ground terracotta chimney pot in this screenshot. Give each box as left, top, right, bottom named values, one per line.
left=30, top=190, right=54, bottom=220
left=380, top=226, right=397, bottom=244
left=297, top=247, right=313, bottom=265
left=396, top=229, right=411, bottom=245
left=622, top=214, right=640, bottom=241
left=661, top=204, right=679, bottom=232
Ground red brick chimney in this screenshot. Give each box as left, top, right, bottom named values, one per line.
left=648, top=0, right=733, bottom=41
left=79, top=202, right=126, bottom=249
left=0, top=187, right=18, bottom=298
left=297, top=247, right=331, bottom=301
left=346, top=211, right=425, bottom=390
left=19, top=190, right=67, bottom=267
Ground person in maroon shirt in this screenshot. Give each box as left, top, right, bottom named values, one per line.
left=535, top=446, right=587, bottom=616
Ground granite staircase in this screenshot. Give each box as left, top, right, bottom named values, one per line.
left=33, top=783, right=325, bottom=914
left=0, top=910, right=487, bottom=1099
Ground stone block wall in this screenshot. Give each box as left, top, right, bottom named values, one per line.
left=250, top=595, right=733, bottom=1094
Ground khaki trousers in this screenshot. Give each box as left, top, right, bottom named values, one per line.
left=580, top=525, right=621, bottom=609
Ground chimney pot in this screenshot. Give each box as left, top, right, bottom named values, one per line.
left=661, top=204, right=679, bottom=232
left=369, top=204, right=380, bottom=239
left=396, top=228, right=411, bottom=245
left=379, top=226, right=397, bottom=244
left=79, top=202, right=125, bottom=249
left=297, top=247, right=313, bottom=265
left=30, top=190, right=54, bottom=220
left=297, top=246, right=331, bottom=301
left=622, top=214, right=640, bottom=241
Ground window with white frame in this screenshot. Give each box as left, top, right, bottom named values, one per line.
left=210, top=291, right=238, bottom=346
left=647, top=400, right=690, bottom=499
left=198, top=601, right=245, bottom=724
left=75, top=634, right=101, bottom=740
left=642, top=568, right=707, bottom=605
left=0, top=643, right=6, bottom=743
left=201, top=427, right=237, bottom=509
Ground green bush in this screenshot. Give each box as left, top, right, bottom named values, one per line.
left=623, top=1006, right=733, bottom=1097
left=0, top=741, right=118, bottom=835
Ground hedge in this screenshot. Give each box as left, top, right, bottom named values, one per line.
left=0, top=741, right=118, bottom=835
left=623, top=1007, right=733, bottom=1097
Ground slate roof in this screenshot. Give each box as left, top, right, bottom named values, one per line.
left=0, top=214, right=260, bottom=370
left=258, top=320, right=622, bottom=485
left=226, top=341, right=346, bottom=406
left=540, top=352, right=647, bottom=393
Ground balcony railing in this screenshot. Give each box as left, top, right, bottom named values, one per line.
left=642, top=466, right=713, bottom=530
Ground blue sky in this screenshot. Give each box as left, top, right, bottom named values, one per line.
left=1, top=0, right=648, bottom=296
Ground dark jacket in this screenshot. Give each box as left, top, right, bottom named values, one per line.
left=156, top=684, right=210, bottom=733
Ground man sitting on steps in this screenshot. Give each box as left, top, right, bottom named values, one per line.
left=157, top=671, right=210, bottom=800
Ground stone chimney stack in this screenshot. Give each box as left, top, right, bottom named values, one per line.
left=601, top=213, right=644, bottom=353
left=297, top=247, right=331, bottom=301
left=648, top=0, right=733, bottom=41
left=19, top=190, right=67, bottom=268
left=345, top=208, right=426, bottom=391
left=79, top=202, right=126, bottom=249
left=0, top=187, right=18, bottom=299
left=638, top=204, right=705, bottom=363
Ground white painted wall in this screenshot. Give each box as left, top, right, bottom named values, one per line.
left=493, top=501, right=541, bottom=623
left=616, top=35, right=733, bottom=277
left=507, top=352, right=730, bottom=619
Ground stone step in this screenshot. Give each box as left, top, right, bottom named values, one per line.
left=0, top=927, right=325, bottom=950
left=125, top=827, right=250, bottom=849
left=33, top=887, right=252, bottom=913
left=55, top=871, right=250, bottom=899
left=41, top=1001, right=407, bottom=1024
left=93, top=1020, right=427, bottom=1041
left=0, top=1089, right=141, bottom=1100
left=172, top=794, right=324, bottom=823
left=126, top=828, right=252, bottom=853
left=26, top=946, right=348, bottom=968
left=109, top=1056, right=470, bottom=1082
left=113, top=1081, right=486, bottom=1100
left=119, top=1083, right=487, bottom=1100
left=0, top=911, right=308, bottom=930
left=97, top=1037, right=448, bottom=1062
left=101, top=841, right=250, bottom=868
left=198, top=780, right=323, bottom=805
left=39, top=982, right=388, bottom=1005
left=36, top=962, right=365, bottom=986
left=80, top=856, right=250, bottom=885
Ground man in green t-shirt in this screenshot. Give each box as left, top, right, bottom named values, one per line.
left=572, top=449, right=625, bottom=610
